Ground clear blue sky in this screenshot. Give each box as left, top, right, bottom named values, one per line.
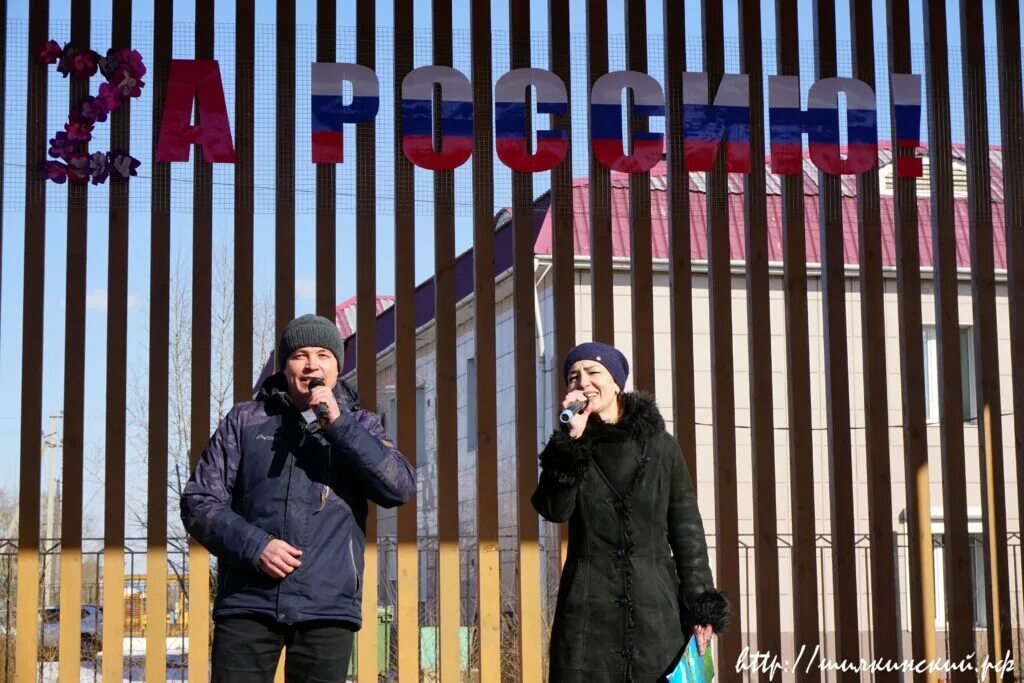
left=0, top=0, right=1003, bottom=533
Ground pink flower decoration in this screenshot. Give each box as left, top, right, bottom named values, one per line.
left=38, top=161, right=68, bottom=184
left=78, top=96, right=109, bottom=124
left=110, top=48, right=147, bottom=78
left=48, top=131, right=75, bottom=160
left=69, top=49, right=98, bottom=79
left=88, top=152, right=110, bottom=185
left=66, top=153, right=90, bottom=183
left=35, top=40, right=62, bottom=64
left=64, top=113, right=94, bottom=143
left=95, top=81, right=123, bottom=113
left=109, top=151, right=141, bottom=179
left=114, top=67, right=144, bottom=98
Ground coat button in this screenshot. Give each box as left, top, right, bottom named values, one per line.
left=615, top=548, right=625, bottom=558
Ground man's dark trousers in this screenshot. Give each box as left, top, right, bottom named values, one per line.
left=211, top=615, right=355, bottom=682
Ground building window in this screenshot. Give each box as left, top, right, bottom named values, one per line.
left=467, top=357, right=477, bottom=451
left=931, top=532, right=987, bottom=629
left=386, top=390, right=427, bottom=462
left=922, top=325, right=977, bottom=424
left=416, top=387, right=427, bottom=465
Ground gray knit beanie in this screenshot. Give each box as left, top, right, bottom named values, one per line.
left=278, top=314, right=345, bottom=371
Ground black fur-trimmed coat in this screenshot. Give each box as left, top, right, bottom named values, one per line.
left=532, top=393, right=730, bottom=682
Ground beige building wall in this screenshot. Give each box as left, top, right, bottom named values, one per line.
left=356, top=258, right=1022, bottom=670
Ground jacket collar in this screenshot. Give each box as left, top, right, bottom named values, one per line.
left=588, top=392, right=665, bottom=444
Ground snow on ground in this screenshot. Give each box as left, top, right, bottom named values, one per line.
left=36, top=638, right=188, bottom=682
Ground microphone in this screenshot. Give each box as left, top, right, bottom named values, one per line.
left=308, top=378, right=331, bottom=428
left=559, top=399, right=589, bottom=424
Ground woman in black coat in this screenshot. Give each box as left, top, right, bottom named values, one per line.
left=532, top=342, right=730, bottom=682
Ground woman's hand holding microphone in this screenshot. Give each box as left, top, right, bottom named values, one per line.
left=561, top=390, right=593, bottom=439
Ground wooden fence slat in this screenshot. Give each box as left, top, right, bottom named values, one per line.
left=469, top=0, right=501, bottom=678
left=431, top=1, right=461, bottom=678
left=548, top=0, right=575, bottom=569
left=355, top=0, right=379, bottom=678
left=922, top=2, right=975, bottom=676
left=188, top=3, right=215, bottom=682
left=994, top=1, right=1024, bottom=654
left=811, top=3, right=860, bottom=676
left=146, top=2, right=174, bottom=681
left=886, top=2, right=938, bottom=680
left=700, top=3, right=741, bottom=678
left=16, top=0, right=48, bottom=678
left=0, top=0, right=5, bottom=340
left=663, top=0, right=698, bottom=484
left=772, top=2, right=820, bottom=676
left=234, top=0, right=255, bottom=402
left=625, top=0, right=654, bottom=394
left=276, top=0, right=296, bottom=339
left=849, top=1, right=899, bottom=675
left=59, top=1, right=90, bottom=680
left=737, top=2, right=782, bottom=676
left=393, top=0, right=419, bottom=678
left=958, top=0, right=1015, bottom=668
left=103, top=2, right=133, bottom=681
left=586, top=0, right=613, bottom=343
left=510, top=3, right=542, bottom=680
left=316, top=0, right=336, bottom=320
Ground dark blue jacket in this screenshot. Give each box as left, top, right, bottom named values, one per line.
left=180, top=374, right=415, bottom=628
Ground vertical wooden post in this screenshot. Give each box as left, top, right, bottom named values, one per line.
left=958, top=1, right=1015, bottom=671
left=923, top=0, right=974, bottom=677
left=738, top=1, right=782, bottom=675
left=701, top=2, right=741, bottom=677
left=470, top=0, right=501, bottom=679
left=432, top=0, right=461, bottom=678
left=774, top=1, right=821, bottom=675
left=16, top=0, right=47, bottom=679
left=850, top=1, right=899, bottom=675
left=393, top=0, right=419, bottom=678
left=146, top=2, right=174, bottom=681
left=316, top=0, right=337, bottom=319
left=994, top=2, right=1024, bottom=668
left=587, top=0, right=614, bottom=343
left=886, top=1, right=937, bottom=680
left=276, top=0, right=297, bottom=338
left=625, top=0, right=654, bottom=394
left=812, top=2, right=860, bottom=675
left=59, top=1, right=90, bottom=680
left=548, top=0, right=576, bottom=569
left=663, top=0, right=698, bottom=483
left=509, top=2, right=542, bottom=680
left=188, top=2, right=215, bottom=682
left=355, top=0, right=380, bottom=679
left=103, top=2, right=133, bottom=681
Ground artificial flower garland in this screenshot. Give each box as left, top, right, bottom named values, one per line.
left=34, top=40, right=145, bottom=185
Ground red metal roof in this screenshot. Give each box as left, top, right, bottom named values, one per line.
left=533, top=146, right=1007, bottom=270
left=335, top=295, right=395, bottom=338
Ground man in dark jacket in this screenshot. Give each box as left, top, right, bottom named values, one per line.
left=181, top=314, right=416, bottom=682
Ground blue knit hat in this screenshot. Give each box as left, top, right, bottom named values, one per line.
left=563, top=342, right=629, bottom=390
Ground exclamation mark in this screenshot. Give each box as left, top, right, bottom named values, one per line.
left=891, top=74, right=923, bottom=178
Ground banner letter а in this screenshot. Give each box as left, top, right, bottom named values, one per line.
left=156, top=60, right=236, bottom=163
left=401, top=66, right=473, bottom=170
left=311, top=63, right=380, bottom=164
left=681, top=73, right=751, bottom=173
left=494, top=68, right=568, bottom=172
left=591, top=71, right=665, bottom=173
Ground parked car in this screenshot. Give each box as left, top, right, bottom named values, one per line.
left=40, top=604, right=102, bottom=657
